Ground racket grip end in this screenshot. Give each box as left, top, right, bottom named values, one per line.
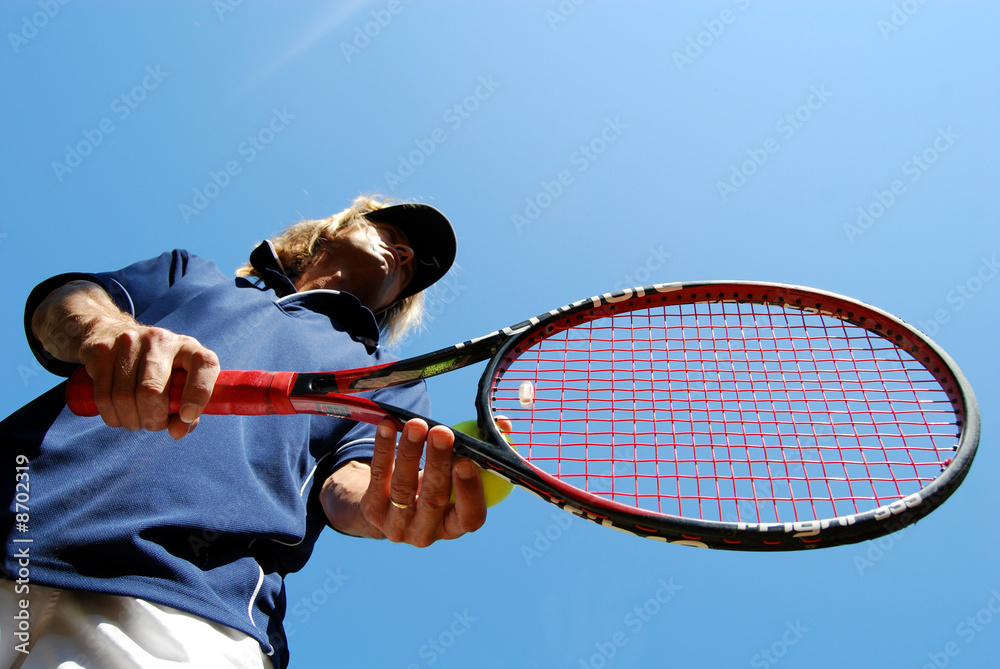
left=66, top=366, right=99, bottom=417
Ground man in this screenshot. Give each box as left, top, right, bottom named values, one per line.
left=0, top=196, right=487, bottom=668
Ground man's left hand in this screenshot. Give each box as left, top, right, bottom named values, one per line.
left=321, top=418, right=487, bottom=545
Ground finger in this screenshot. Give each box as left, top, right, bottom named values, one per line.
left=107, top=329, right=144, bottom=431
left=391, top=425, right=455, bottom=546
left=447, top=458, right=487, bottom=536
left=409, top=426, right=460, bottom=525
left=389, top=419, right=428, bottom=508
left=133, top=329, right=176, bottom=432
left=85, top=340, right=123, bottom=429
left=167, top=414, right=198, bottom=441
left=495, top=415, right=513, bottom=435
left=171, top=339, right=220, bottom=424
left=366, top=419, right=400, bottom=516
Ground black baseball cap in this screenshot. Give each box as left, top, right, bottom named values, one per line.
left=363, top=202, right=457, bottom=301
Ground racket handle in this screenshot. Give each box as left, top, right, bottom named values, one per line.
left=66, top=367, right=298, bottom=417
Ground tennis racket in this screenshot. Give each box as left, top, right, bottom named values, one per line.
left=66, top=281, right=979, bottom=551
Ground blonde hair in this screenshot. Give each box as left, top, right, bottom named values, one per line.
left=237, top=194, right=426, bottom=347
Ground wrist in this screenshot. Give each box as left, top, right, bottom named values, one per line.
left=322, top=460, right=382, bottom=539
left=31, top=281, right=131, bottom=364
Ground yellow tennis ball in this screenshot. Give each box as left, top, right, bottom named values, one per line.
left=450, top=420, right=515, bottom=508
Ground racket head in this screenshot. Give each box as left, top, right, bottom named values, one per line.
left=471, top=282, right=979, bottom=550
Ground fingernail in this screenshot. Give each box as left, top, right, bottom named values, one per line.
left=456, top=460, right=476, bottom=480
left=377, top=423, right=394, bottom=439
left=180, top=404, right=200, bottom=424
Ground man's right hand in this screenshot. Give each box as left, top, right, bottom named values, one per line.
left=31, top=280, right=220, bottom=439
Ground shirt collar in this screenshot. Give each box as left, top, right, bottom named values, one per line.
left=249, top=240, right=298, bottom=298
left=248, top=241, right=382, bottom=353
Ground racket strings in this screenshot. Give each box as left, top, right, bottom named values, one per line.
left=489, top=300, right=960, bottom=525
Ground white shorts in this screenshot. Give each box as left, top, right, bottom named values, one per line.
left=0, top=579, right=273, bottom=669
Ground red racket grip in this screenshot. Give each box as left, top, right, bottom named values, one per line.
left=66, top=367, right=298, bottom=417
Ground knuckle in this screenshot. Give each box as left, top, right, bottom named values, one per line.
left=135, top=379, right=164, bottom=400
left=465, top=513, right=487, bottom=533
left=392, top=483, right=418, bottom=501
left=420, top=496, right=449, bottom=515
left=366, top=466, right=389, bottom=487
left=383, top=527, right=406, bottom=544
left=394, top=447, right=423, bottom=465
left=201, top=348, right=220, bottom=367
left=111, top=388, right=135, bottom=405
left=181, top=337, right=218, bottom=364
left=143, top=327, right=170, bottom=344
left=82, top=341, right=115, bottom=367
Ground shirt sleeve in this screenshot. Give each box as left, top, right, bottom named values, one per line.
left=23, top=250, right=200, bottom=377
left=313, top=378, right=433, bottom=484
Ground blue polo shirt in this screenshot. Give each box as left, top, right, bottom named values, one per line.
left=0, top=247, right=429, bottom=668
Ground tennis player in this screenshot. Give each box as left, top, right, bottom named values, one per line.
left=0, top=195, right=486, bottom=668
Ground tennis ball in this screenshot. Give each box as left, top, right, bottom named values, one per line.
left=450, top=419, right=515, bottom=508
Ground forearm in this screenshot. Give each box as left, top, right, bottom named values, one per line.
left=31, top=280, right=133, bottom=364
left=29, top=278, right=219, bottom=438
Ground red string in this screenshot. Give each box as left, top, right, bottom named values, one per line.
left=491, top=299, right=958, bottom=524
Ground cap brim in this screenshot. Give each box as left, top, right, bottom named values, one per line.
left=363, top=203, right=457, bottom=301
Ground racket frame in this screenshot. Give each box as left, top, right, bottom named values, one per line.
left=65, top=281, right=979, bottom=551
left=470, top=282, right=979, bottom=550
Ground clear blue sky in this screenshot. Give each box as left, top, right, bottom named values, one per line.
left=2, top=1, right=998, bottom=667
